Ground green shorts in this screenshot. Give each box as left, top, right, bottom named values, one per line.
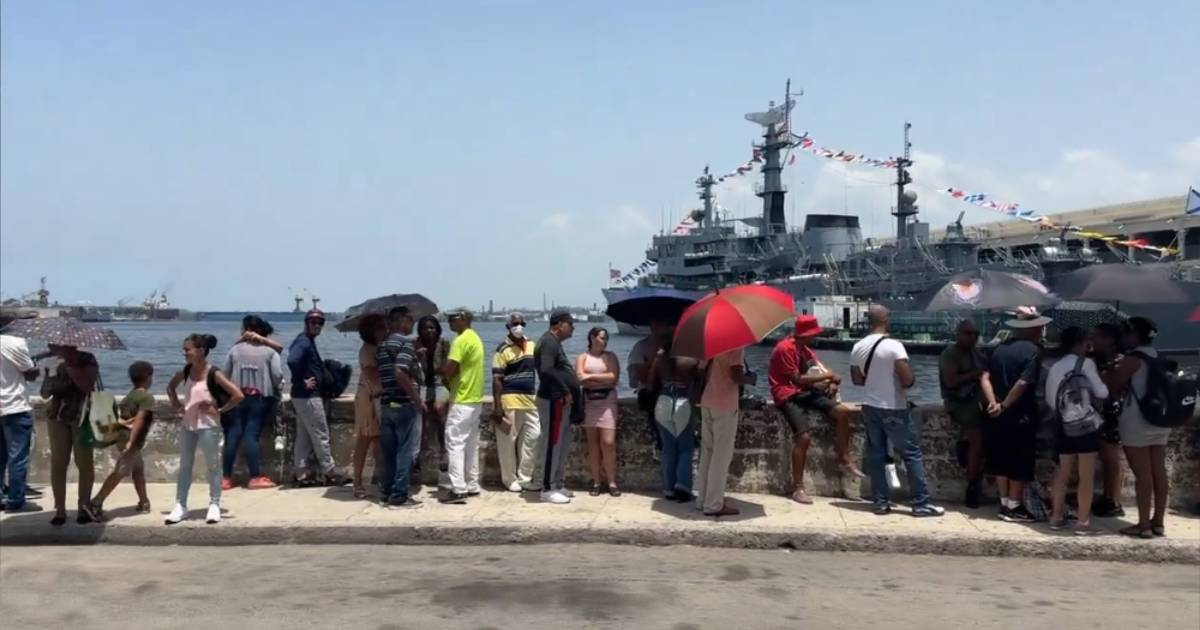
left=945, top=398, right=986, bottom=431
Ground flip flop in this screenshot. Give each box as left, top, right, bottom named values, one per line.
left=791, top=490, right=815, bottom=505
left=1119, top=524, right=1153, bottom=539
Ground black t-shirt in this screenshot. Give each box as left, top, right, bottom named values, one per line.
left=534, top=332, right=580, bottom=400
left=988, top=339, right=1041, bottom=419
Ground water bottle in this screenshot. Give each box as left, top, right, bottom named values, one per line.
left=885, top=460, right=901, bottom=490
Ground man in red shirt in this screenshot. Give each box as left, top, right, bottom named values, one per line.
left=768, top=315, right=861, bottom=504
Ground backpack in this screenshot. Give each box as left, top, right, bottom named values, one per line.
left=1129, top=351, right=1198, bottom=428
left=320, top=359, right=353, bottom=400
left=180, top=365, right=232, bottom=408
left=1055, top=356, right=1101, bottom=437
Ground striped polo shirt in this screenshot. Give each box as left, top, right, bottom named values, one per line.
left=376, top=333, right=420, bottom=405
left=492, top=338, right=537, bottom=410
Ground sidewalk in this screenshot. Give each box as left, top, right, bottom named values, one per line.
left=2, top=483, right=1197, bottom=563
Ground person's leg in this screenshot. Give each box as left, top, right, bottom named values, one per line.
left=537, top=398, right=554, bottom=492
left=176, top=429, right=199, bottom=507
left=829, top=403, right=861, bottom=475
left=1123, top=446, right=1153, bottom=528
left=389, top=406, right=417, bottom=503
left=674, top=410, right=696, bottom=494
left=600, top=427, right=618, bottom=488
left=890, top=408, right=932, bottom=507
left=444, top=404, right=469, bottom=494
left=198, top=428, right=223, bottom=506
left=695, top=409, right=715, bottom=507
left=72, top=422, right=94, bottom=508
left=862, top=407, right=890, bottom=509
left=585, top=427, right=602, bottom=487
left=702, top=409, right=739, bottom=513
left=222, top=404, right=246, bottom=479
left=464, top=405, right=482, bottom=494
left=292, top=401, right=315, bottom=478
left=377, top=407, right=399, bottom=499
left=2, top=412, right=33, bottom=508
left=515, top=409, right=541, bottom=487
left=409, top=408, right=423, bottom=476
left=965, top=427, right=985, bottom=481
left=299, top=399, right=336, bottom=477
left=353, top=435, right=372, bottom=489
left=1050, top=454, right=1075, bottom=524
left=494, top=413, right=518, bottom=487
left=1099, top=441, right=1123, bottom=508
left=131, top=452, right=148, bottom=506
left=48, top=420, right=73, bottom=518
left=1148, top=445, right=1169, bottom=530
left=93, top=452, right=128, bottom=506
left=243, top=396, right=265, bottom=478
left=0, top=415, right=9, bottom=504
left=658, top=422, right=677, bottom=494
left=1076, top=453, right=1096, bottom=526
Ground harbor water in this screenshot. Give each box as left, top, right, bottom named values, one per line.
left=27, top=320, right=945, bottom=405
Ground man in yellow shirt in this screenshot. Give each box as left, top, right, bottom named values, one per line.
left=439, top=309, right=485, bottom=504
left=491, top=313, right=542, bottom=492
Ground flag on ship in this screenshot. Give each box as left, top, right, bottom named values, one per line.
left=1186, top=187, right=1200, bottom=216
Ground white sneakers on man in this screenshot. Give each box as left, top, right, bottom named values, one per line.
left=507, top=481, right=524, bottom=493
left=206, top=503, right=221, bottom=524
left=540, top=490, right=571, bottom=504
left=165, top=503, right=187, bottom=525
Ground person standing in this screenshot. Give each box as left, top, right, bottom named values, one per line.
left=287, top=309, right=349, bottom=487
left=415, top=315, right=451, bottom=485
left=491, top=313, right=542, bottom=493
left=768, top=315, right=861, bottom=505
left=938, top=319, right=995, bottom=509
left=577, top=327, right=620, bottom=497
left=0, top=324, right=39, bottom=512
left=983, top=307, right=1050, bottom=523
left=1112, top=317, right=1172, bottom=539
left=534, top=310, right=580, bottom=504
left=851, top=306, right=944, bottom=517
left=351, top=315, right=386, bottom=498
left=376, top=307, right=423, bottom=508
left=648, top=336, right=703, bottom=503
left=628, top=320, right=671, bottom=452
left=166, top=334, right=244, bottom=525
left=222, top=315, right=283, bottom=490
left=440, top=309, right=486, bottom=504
left=1044, top=327, right=1108, bottom=534
left=696, top=346, right=752, bottom=517
left=40, top=343, right=99, bottom=525
left=1090, top=323, right=1126, bottom=517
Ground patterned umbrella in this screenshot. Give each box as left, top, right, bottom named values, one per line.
left=335, top=293, right=440, bottom=333
left=1051, top=263, right=1188, bottom=304
left=671, top=285, right=794, bottom=359
left=925, top=269, right=1060, bottom=311
left=0, top=317, right=126, bottom=350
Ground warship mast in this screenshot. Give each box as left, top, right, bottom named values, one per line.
left=892, top=122, right=918, bottom=247
left=746, top=79, right=798, bottom=236
left=696, top=167, right=717, bottom=228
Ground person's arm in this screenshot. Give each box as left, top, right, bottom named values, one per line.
left=212, top=370, right=245, bottom=414
left=941, top=355, right=981, bottom=389
left=537, top=338, right=567, bottom=391
left=790, top=371, right=836, bottom=387
left=1083, top=359, right=1110, bottom=400
left=575, top=353, right=591, bottom=383
left=895, top=359, right=915, bottom=389
left=629, top=360, right=649, bottom=389
left=167, top=370, right=185, bottom=410
left=269, top=351, right=284, bottom=395
left=122, top=409, right=149, bottom=450
left=850, top=365, right=866, bottom=387
left=287, top=337, right=316, bottom=389
left=393, top=353, right=420, bottom=402
left=241, top=331, right=283, bottom=353
left=980, top=371, right=1000, bottom=414
left=646, top=354, right=662, bottom=392
left=997, top=380, right=1029, bottom=414
left=606, top=352, right=621, bottom=388
left=5, top=341, right=39, bottom=381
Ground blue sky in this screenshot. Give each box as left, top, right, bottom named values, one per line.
left=2, top=1, right=1197, bottom=311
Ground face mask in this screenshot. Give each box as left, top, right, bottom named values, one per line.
left=509, top=325, right=525, bottom=339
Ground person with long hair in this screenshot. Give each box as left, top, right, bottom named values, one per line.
left=1090, top=322, right=1127, bottom=518
left=647, top=336, right=703, bottom=503
left=221, top=315, right=283, bottom=490
left=166, top=334, right=243, bottom=525
left=1045, top=327, right=1108, bottom=534
left=1111, top=317, right=1172, bottom=538
left=352, top=314, right=387, bottom=498
left=576, top=327, right=621, bottom=497
left=415, top=315, right=451, bottom=484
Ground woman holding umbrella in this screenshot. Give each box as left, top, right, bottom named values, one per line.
left=40, top=343, right=100, bottom=525
left=646, top=337, right=703, bottom=502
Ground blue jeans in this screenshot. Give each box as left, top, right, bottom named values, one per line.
left=863, top=405, right=931, bottom=508
left=177, top=427, right=223, bottom=507
left=222, top=395, right=272, bottom=478
left=657, top=417, right=697, bottom=495
left=1, top=412, right=34, bottom=509
left=379, top=402, right=419, bottom=503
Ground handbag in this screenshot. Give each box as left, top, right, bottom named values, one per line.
left=79, top=377, right=122, bottom=448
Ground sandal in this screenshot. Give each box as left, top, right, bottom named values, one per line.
left=1119, top=524, right=1154, bottom=539
left=608, top=485, right=621, bottom=498
left=791, top=490, right=814, bottom=505
left=589, top=484, right=602, bottom=497
left=1152, top=524, right=1165, bottom=537
left=50, top=513, right=66, bottom=526
left=353, top=486, right=369, bottom=500
left=136, top=501, right=152, bottom=514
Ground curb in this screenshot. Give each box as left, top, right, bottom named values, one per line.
left=2, top=521, right=1196, bottom=564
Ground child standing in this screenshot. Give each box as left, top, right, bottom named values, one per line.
left=88, top=361, right=156, bottom=518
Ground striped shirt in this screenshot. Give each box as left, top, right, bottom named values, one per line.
left=493, top=338, right=537, bottom=410
left=376, top=333, right=419, bottom=405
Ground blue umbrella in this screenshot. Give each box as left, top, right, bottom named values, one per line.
left=604, top=288, right=699, bottom=326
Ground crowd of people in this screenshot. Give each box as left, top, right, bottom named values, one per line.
left=0, top=304, right=1190, bottom=537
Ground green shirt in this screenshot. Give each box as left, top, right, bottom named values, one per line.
left=447, top=328, right=485, bottom=404
left=119, top=388, right=156, bottom=448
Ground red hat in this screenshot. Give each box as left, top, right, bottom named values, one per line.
left=305, top=308, right=326, bottom=322
left=793, top=315, right=823, bottom=338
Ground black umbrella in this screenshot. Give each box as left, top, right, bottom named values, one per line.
left=605, top=288, right=698, bottom=326
left=1051, top=263, right=1189, bottom=304
left=925, top=269, right=1060, bottom=312
left=335, top=294, right=440, bottom=333
left=0, top=317, right=126, bottom=350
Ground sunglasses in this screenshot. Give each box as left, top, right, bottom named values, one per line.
left=307, top=319, right=326, bottom=326
left=510, top=321, right=527, bottom=327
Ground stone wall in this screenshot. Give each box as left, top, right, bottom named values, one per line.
left=26, top=397, right=1200, bottom=505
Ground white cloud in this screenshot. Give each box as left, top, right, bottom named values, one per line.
left=541, top=212, right=571, bottom=231
left=611, top=205, right=655, bottom=234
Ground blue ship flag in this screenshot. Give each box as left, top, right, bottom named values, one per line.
left=1187, top=187, right=1200, bottom=216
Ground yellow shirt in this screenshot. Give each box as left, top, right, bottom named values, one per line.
left=447, top=328, right=485, bottom=404
left=492, top=338, right=537, bottom=411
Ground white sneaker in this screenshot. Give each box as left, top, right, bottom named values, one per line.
left=165, top=503, right=187, bottom=525
left=540, top=490, right=571, bottom=505
left=507, top=481, right=524, bottom=493
left=206, top=503, right=221, bottom=524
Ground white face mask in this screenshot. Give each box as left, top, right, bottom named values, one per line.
left=509, top=325, right=525, bottom=339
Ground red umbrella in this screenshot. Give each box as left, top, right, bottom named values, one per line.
left=672, top=285, right=794, bottom=359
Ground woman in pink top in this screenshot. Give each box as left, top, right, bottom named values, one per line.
left=166, top=334, right=243, bottom=525
left=576, top=327, right=621, bottom=497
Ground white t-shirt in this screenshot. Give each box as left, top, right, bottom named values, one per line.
left=850, top=334, right=909, bottom=410
left=1045, top=354, right=1109, bottom=409
left=0, top=335, right=36, bottom=415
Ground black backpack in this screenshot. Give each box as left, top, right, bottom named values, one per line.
left=1129, top=351, right=1198, bottom=428
left=320, top=359, right=353, bottom=400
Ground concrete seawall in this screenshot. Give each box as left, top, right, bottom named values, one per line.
left=25, top=396, right=1200, bottom=506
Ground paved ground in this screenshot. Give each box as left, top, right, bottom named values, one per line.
left=2, top=483, right=1197, bottom=563
left=1, top=544, right=1196, bottom=629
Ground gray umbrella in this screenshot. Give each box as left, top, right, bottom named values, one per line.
left=335, top=294, right=440, bottom=332
left=1050, top=263, right=1189, bottom=304
left=925, top=269, right=1060, bottom=312
left=0, top=317, right=126, bottom=349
